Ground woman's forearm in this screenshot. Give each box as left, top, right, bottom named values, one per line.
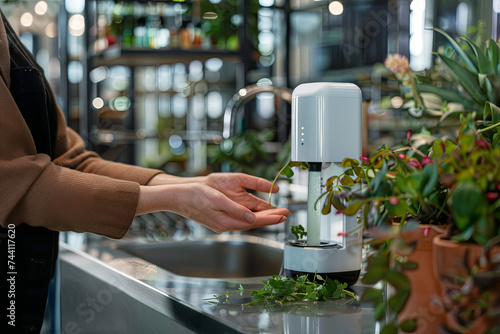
left=146, top=173, right=206, bottom=186
left=135, top=185, right=169, bottom=215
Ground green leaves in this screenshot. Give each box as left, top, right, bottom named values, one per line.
left=482, top=102, right=500, bottom=147
left=400, top=319, right=418, bottom=332
left=211, top=274, right=356, bottom=307
left=289, top=223, right=307, bottom=240
left=428, top=29, right=500, bottom=111
left=361, top=239, right=417, bottom=333
left=487, top=39, right=500, bottom=76
left=384, top=198, right=410, bottom=218
left=361, top=289, right=383, bottom=304
left=281, top=165, right=294, bottom=178
left=421, top=164, right=439, bottom=197
left=437, top=54, right=487, bottom=104
left=452, top=180, right=484, bottom=231
left=393, top=163, right=439, bottom=198
left=381, top=323, right=398, bottom=334
left=340, top=174, right=355, bottom=187
left=432, top=138, right=456, bottom=157
left=343, top=201, right=364, bottom=216
left=434, top=28, right=478, bottom=73
left=269, top=160, right=308, bottom=204
left=415, top=82, right=481, bottom=111
left=341, top=158, right=360, bottom=168
left=362, top=267, right=387, bottom=285
left=484, top=101, right=500, bottom=124
left=459, top=36, right=493, bottom=75
left=388, top=290, right=410, bottom=314
left=321, top=192, right=335, bottom=214
left=321, top=145, right=452, bottom=227
left=386, top=270, right=411, bottom=291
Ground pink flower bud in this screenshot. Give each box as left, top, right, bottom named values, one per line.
left=476, top=139, right=490, bottom=149
left=486, top=192, right=499, bottom=200
left=398, top=153, right=406, bottom=160
left=421, top=157, right=433, bottom=166
left=407, top=160, right=422, bottom=169
left=359, top=156, right=370, bottom=164
left=389, top=197, right=399, bottom=205
left=407, top=130, right=413, bottom=141
left=335, top=210, right=344, bottom=215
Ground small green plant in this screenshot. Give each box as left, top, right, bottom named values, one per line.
left=322, top=145, right=451, bottom=229
left=269, top=160, right=308, bottom=203
left=206, top=273, right=356, bottom=307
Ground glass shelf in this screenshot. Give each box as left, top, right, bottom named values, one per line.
left=92, top=45, right=242, bottom=67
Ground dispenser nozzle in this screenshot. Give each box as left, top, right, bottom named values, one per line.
left=306, top=163, right=322, bottom=246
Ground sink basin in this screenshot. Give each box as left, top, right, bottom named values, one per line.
left=116, top=235, right=284, bottom=279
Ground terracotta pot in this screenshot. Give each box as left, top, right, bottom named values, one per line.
left=397, top=225, right=447, bottom=334
left=433, top=235, right=500, bottom=333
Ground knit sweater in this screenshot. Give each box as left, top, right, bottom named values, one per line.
left=0, top=12, right=163, bottom=238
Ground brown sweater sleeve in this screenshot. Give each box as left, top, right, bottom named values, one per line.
left=0, top=10, right=167, bottom=238
left=0, top=74, right=162, bottom=239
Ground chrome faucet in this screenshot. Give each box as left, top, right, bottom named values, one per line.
left=222, top=84, right=292, bottom=139
left=220, top=84, right=293, bottom=239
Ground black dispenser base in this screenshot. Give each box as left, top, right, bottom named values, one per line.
left=284, top=269, right=361, bottom=287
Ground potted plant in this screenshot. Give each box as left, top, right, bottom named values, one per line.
left=318, top=138, right=451, bottom=333
left=430, top=114, right=500, bottom=333
left=395, top=27, right=500, bottom=333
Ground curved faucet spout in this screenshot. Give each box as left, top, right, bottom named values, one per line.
left=222, top=84, right=292, bottom=139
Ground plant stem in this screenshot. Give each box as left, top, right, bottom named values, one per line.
left=409, top=74, right=425, bottom=109
left=393, top=145, right=428, bottom=159
left=269, top=162, right=290, bottom=204
left=344, top=290, right=357, bottom=299
left=477, top=120, right=500, bottom=134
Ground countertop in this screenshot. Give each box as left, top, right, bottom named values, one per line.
left=58, top=234, right=379, bottom=334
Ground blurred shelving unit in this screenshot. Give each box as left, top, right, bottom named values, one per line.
left=64, top=0, right=265, bottom=175
left=63, top=0, right=447, bottom=175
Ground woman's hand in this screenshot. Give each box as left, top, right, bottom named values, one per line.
left=202, top=173, right=279, bottom=212
left=147, top=172, right=284, bottom=212
left=135, top=182, right=290, bottom=233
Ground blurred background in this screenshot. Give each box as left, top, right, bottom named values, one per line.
left=2, top=0, right=496, bottom=180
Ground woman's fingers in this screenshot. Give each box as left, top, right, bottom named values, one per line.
left=236, top=192, right=275, bottom=211
left=236, top=173, right=280, bottom=193
left=252, top=208, right=290, bottom=227
left=206, top=207, right=290, bottom=232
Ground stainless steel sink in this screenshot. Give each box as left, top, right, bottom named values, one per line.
left=116, top=235, right=284, bottom=279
